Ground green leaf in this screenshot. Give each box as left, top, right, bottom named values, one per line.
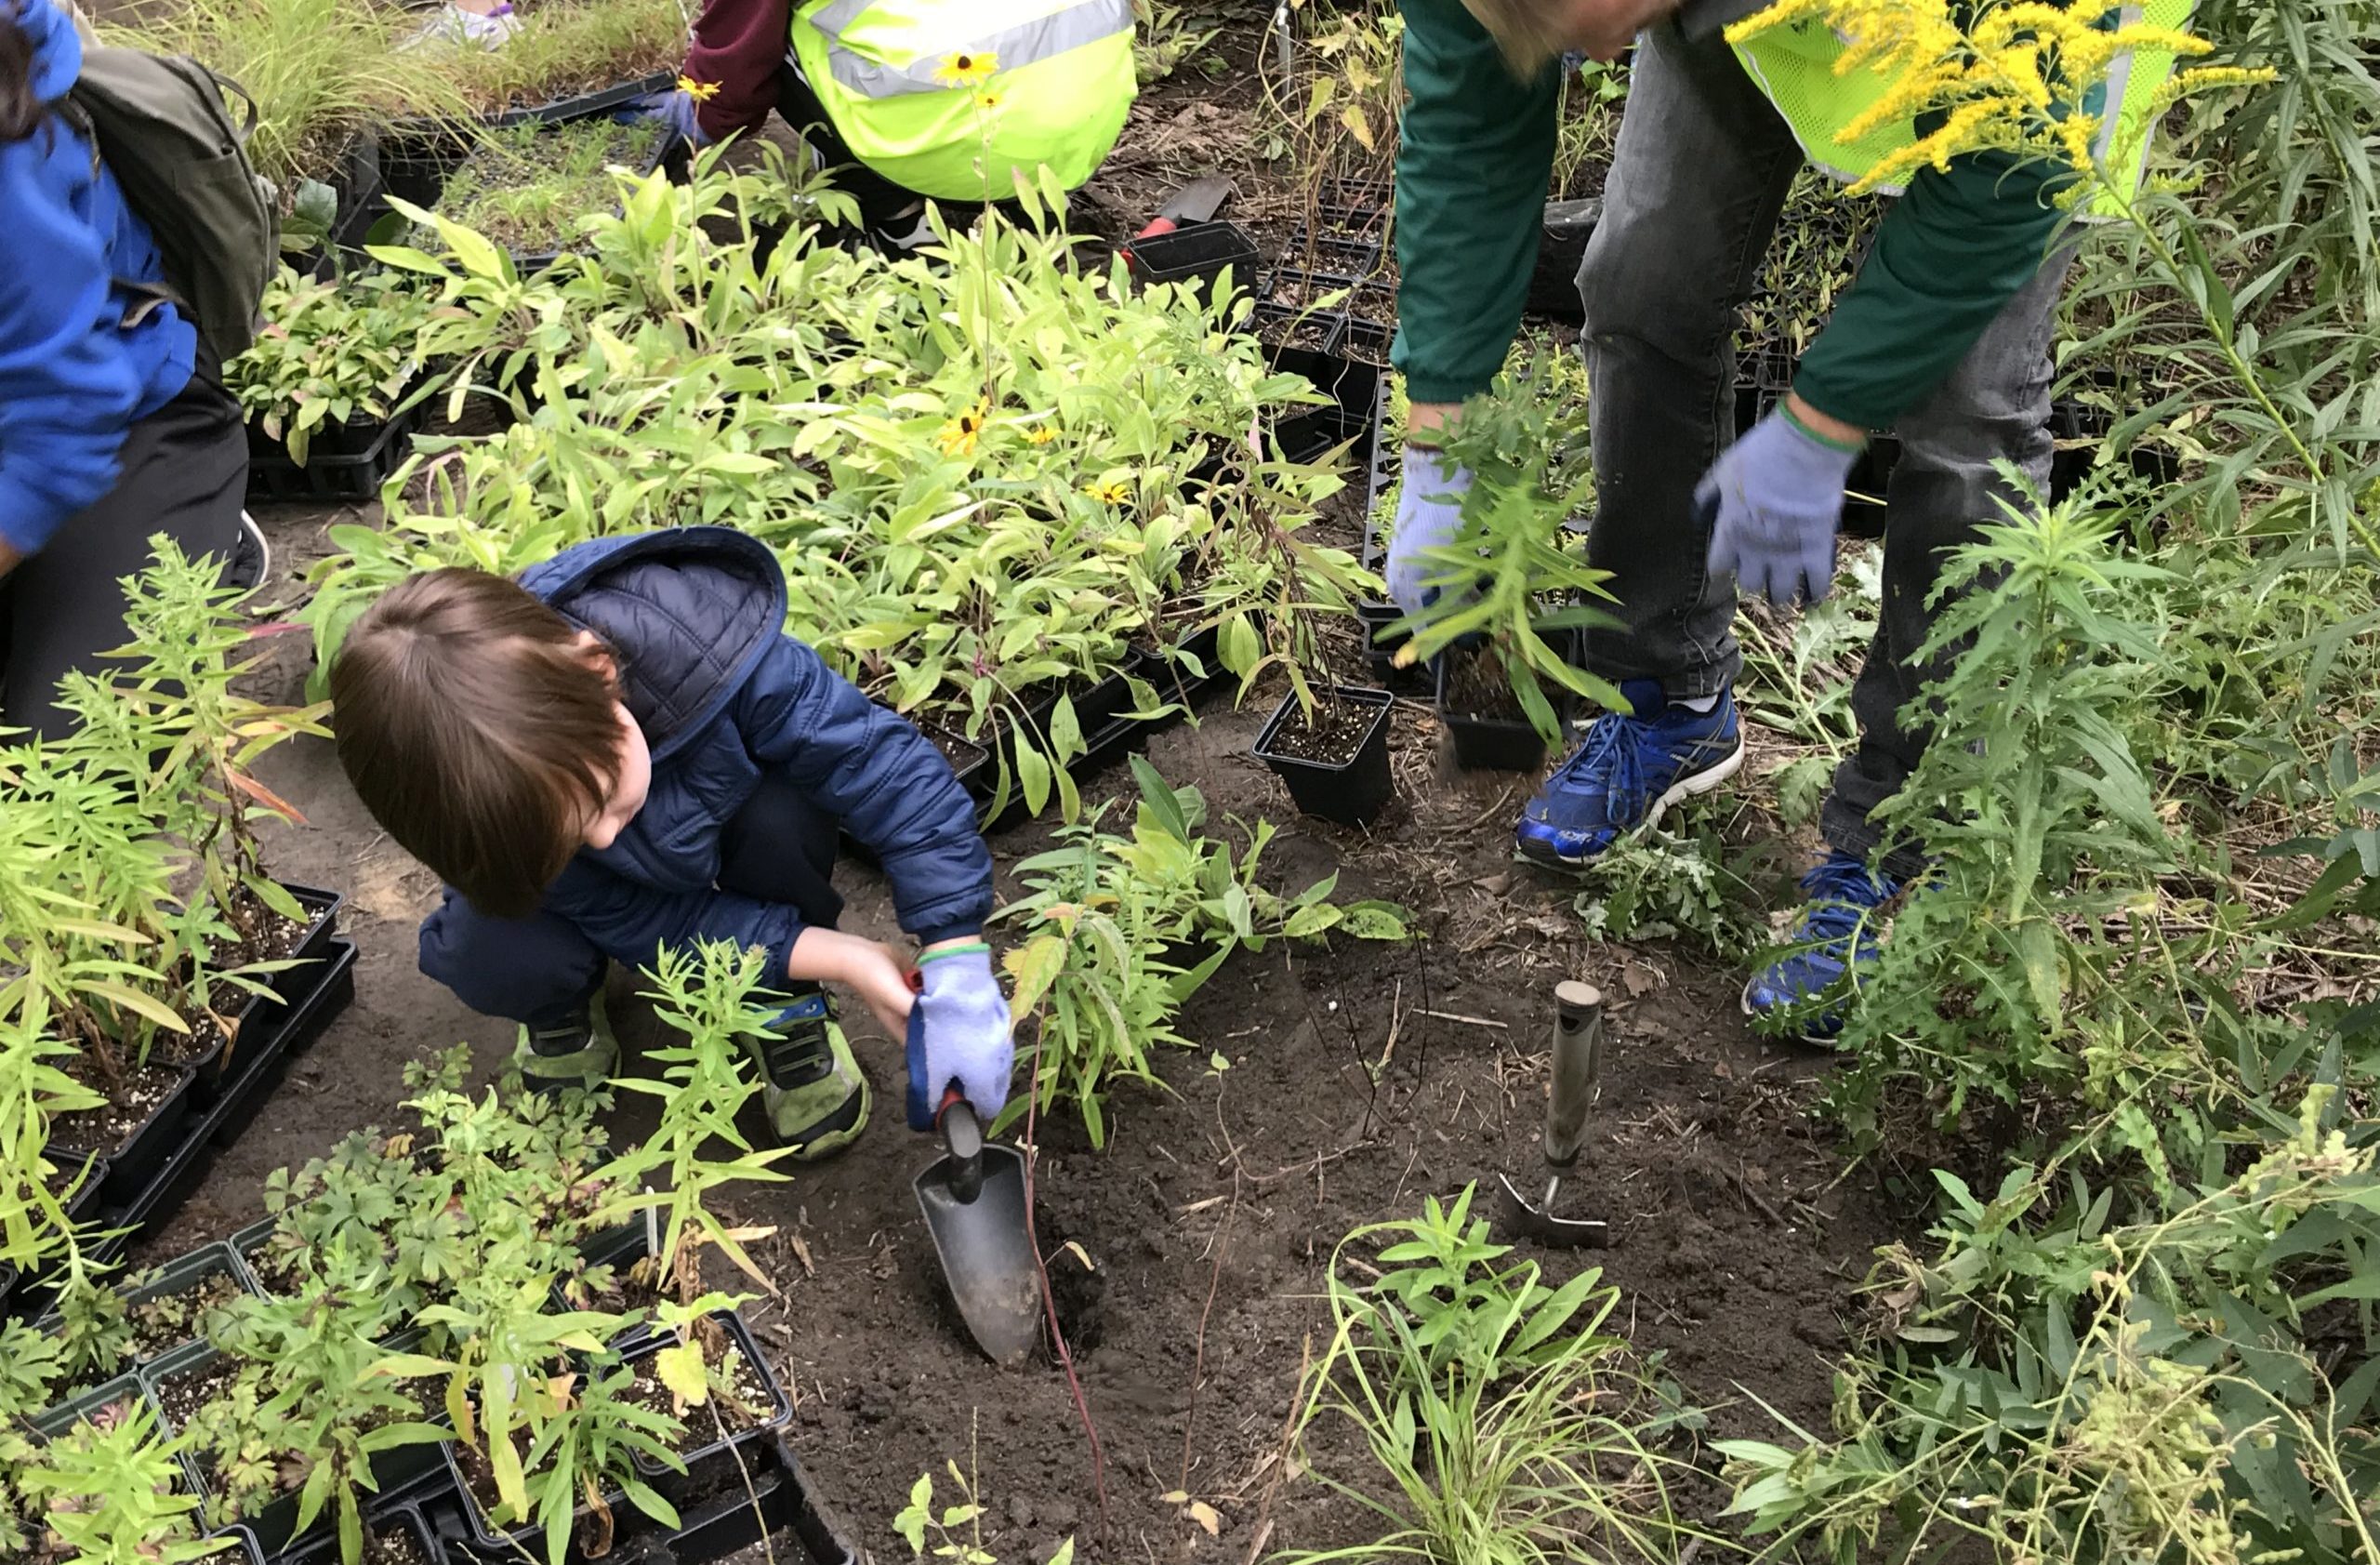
left=654, top=1340, right=711, bottom=1406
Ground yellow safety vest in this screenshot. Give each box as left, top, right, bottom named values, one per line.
left=1732, top=2, right=2195, bottom=210
left=789, top=0, right=1137, bottom=204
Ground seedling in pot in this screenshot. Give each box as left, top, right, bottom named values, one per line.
left=229, top=269, right=435, bottom=468
left=1388, top=349, right=1624, bottom=752
left=20, top=1384, right=216, bottom=1565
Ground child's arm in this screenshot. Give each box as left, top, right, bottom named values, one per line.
left=681, top=0, right=792, bottom=145
left=730, top=636, right=996, bottom=947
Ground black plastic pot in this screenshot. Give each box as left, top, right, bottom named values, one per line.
left=445, top=1432, right=637, bottom=1560
left=247, top=406, right=421, bottom=504
left=1338, top=314, right=1393, bottom=366
left=1252, top=686, right=1396, bottom=828
left=280, top=1505, right=436, bottom=1565
left=1317, top=175, right=1391, bottom=232
left=631, top=1427, right=857, bottom=1565
left=50, top=1062, right=199, bottom=1209
left=34, top=1240, right=255, bottom=1373
left=630, top=1312, right=795, bottom=1505
left=1281, top=222, right=1382, bottom=273
left=1355, top=600, right=1430, bottom=695
left=89, top=939, right=359, bottom=1264
left=1527, top=196, right=1600, bottom=323
left=1124, top=220, right=1262, bottom=312
left=1435, top=656, right=1554, bottom=773
left=151, top=1338, right=452, bottom=1555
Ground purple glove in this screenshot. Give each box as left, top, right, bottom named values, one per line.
left=640, top=89, right=709, bottom=148
left=907, top=943, right=1013, bottom=1128
left=1698, top=407, right=1861, bottom=608
left=1383, top=445, right=1474, bottom=617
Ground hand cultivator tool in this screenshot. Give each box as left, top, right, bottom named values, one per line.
left=1496, top=980, right=1612, bottom=1247
left=907, top=977, right=1039, bottom=1367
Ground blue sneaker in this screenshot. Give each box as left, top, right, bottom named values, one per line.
left=1514, top=679, right=1745, bottom=867
left=1741, top=852, right=1900, bottom=1042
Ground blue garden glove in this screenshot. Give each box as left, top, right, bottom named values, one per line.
left=1698, top=406, right=1862, bottom=609
left=636, top=89, right=710, bottom=148
left=1383, top=445, right=1474, bottom=617
left=902, top=943, right=1013, bottom=1132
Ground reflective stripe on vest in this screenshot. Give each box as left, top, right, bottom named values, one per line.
left=807, top=0, right=1131, bottom=99
left=1732, top=0, right=2192, bottom=206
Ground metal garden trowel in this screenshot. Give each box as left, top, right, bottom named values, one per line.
left=906, top=977, right=1039, bottom=1367
left=1496, top=980, right=1613, bottom=1247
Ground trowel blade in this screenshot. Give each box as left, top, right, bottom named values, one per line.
left=913, top=1143, right=1040, bottom=1367
left=1494, top=1171, right=1611, bottom=1248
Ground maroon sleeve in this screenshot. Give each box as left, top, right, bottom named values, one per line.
left=685, top=0, right=793, bottom=143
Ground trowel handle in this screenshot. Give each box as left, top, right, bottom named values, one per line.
left=939, top=1092, right=986, bottom=1204
left=1543, top=981, right=1605, bottom=1170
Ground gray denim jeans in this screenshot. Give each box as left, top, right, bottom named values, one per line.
left=1574, top=18, right=2073, bottom=881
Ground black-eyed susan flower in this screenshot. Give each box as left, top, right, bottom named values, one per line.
left=935, top=49, right=998, bottom=88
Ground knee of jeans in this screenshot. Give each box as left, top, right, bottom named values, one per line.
left=1578, top=219, right=1731, bottom=365
left=1899, top=380, right=2056, bottom=496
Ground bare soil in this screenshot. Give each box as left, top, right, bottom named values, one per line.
left=131, top=18, right=1907, bottom=1564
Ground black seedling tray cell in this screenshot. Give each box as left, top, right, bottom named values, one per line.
left=283, top=1504, right=439, bottom=1565
left=629, top=1311, right=795, bottom=1505
left=1252, top=685, right=1396, bottom=828
left=1281, top=223, right=1382, bottom=273
left=247, top=402, right=424, bottom=504
left=1250, top=298, right=1348, bottom=357
left=1124, top=220, right=1262, bottom=312
left=87, top=939, right=360, bottom=1267
left=33, top=1239, right=257, bottom=1375
left=50, top=1064, right=200, bottom=1210
left=1316, top=176, right=1391, bottom=233
left=1338, top=314, right=1392, bottom=365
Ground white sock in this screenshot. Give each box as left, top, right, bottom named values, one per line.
left=1674, top=691, right=1723, bottom=714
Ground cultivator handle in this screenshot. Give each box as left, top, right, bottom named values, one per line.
left=1542, top=981, right=1605, bottom=1170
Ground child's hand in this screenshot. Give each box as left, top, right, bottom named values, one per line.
left=788, top=929, right=915, bottom=1038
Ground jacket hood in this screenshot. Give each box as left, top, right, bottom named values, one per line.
left=518, top=528, right=787, bottom=763
left=13, top=0, right=81, bottom=104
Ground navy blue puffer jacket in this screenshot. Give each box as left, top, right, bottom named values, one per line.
left=519, top=528, right=991, bottom=979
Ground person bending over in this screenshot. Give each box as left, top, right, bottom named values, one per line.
left=330, top=526, right=1012, bottom=1158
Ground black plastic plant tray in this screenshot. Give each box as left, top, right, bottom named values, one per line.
left=1356, top=600, right=1431, bottom=696
left=1281, top=222, right=1382, bottom=273
left=377, top=118, right=681, bottom=276
left=1250, top=299, right=1348, bottom=358
left=1125, top=220, right=1262, bottom=312
left=90, top=938, right=360, bottom=1263
left=245, top=388, right=424, bottom=467
left=289, top=131, right=390, bottom=281
left=33, top=1240, right=257, bottom=1374
left=492, top=70, right=681, bottom=131
left=248, top=405, right=421, bottom=504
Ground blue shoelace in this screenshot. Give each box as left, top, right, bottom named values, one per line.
left=1544, top=710, right=1651, bottom=820
left=1792, top=858, right=1895, bottom=951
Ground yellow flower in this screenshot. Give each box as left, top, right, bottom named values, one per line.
left=676, top=74, right=721, bottom=102
left=1725, top=0, right=2265, bottom=197
left=1027, top=425, right=1058, bottom=445
left=1083, top=480, right=1131, bottom=506
left=974, top=88, right=1005, bottom=112
left=937, top=402, right=988, bottom=458
left=934, top=49, right=998, bottom=87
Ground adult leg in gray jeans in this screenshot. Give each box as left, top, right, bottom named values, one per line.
left=1578, top=18, right=2070, bottom=875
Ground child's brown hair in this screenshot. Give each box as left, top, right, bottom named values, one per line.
left=330, top=568, right=621, bottom=919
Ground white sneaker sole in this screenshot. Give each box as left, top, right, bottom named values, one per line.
left=1522, top=735, right=1747, bottom=868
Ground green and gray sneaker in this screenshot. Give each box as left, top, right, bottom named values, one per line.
left=746, top=991, right=870, bottom=1160
left=517, top=990, right=620, bottom=1094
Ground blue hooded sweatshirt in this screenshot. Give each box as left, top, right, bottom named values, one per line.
left=514, top=527, right=994, bottom=983
left=0, top=0, right=195, bottom=559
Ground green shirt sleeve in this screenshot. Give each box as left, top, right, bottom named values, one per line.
left=1391, top=0, right=1559, bottom=408
left=1792, top=147, right=2069, bottom=431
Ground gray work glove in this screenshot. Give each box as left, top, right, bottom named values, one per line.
left=1383, top=445, right=1474, bottom=617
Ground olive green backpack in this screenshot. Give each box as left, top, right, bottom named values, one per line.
left=58, top=17, right=278, bottom=365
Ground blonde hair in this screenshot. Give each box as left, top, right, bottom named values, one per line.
left=1457, top=0, right=1567, bottom=78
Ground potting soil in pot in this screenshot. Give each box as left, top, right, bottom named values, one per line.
left=52, top=1058, right=183, bottom=1151
left=622, top=1339, right=774, bottom=1446
left=126, top=1267, right=245, bottom=1361
left=427, top=116, right=668, bottom=256
left=1262, top=696, right=1381, bottom=766
left=1441, top=646, right=1527, bottom=721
